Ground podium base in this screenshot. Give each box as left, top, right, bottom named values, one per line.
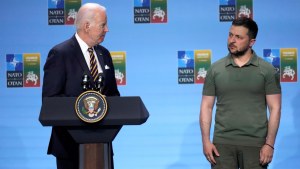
left=79, top=143, right=112, bottom=169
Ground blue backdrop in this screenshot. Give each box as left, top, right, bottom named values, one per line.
left=0, top=0, right=299, bottom=169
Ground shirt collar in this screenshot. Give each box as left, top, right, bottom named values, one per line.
left=75, top=33, right=90, bottom=52
left=225, top=50, right=259, bottom=67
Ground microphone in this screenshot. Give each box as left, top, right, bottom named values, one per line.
left=95, top=73, right=104, bottom=93
left=82, top=73, right=91, bottom=91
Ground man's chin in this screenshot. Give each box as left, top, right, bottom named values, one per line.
left=97, top=38, right=104, bottom=44
left=228, top=49, right=239, bottom=56
left=231, top=51, right=246, bottom=57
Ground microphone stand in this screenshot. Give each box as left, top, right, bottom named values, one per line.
left=95, top=73, right=104, bottom=94
left=82, top=74, right=91, bottom=91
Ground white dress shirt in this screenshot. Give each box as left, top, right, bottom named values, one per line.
left=75, top=33, right=103, bottom=73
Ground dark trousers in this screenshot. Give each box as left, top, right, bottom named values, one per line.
left=213, top=144, right=268, bottom=169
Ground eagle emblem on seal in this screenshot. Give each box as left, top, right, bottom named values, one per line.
left=83, top=96, right=102, bottom=117
left=75, top=91, right=107, bottom=123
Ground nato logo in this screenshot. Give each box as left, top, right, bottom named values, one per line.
left=48, top=0, right=81, bottom=25
left=178, top=51, right=194, bottom=84
left=220, top=0, right=235, bottom=5
left=219, top=0, right=236, bottom=21
left=178, top=51, right=194, bottom=68
left=48, top=0, right=64, bottom=8
left=134, top=0, right=151, bottom=23
left=134, top=0, right=167, bottom=23
left=135, top=0, right=150, bottom=7
left=263, top=49, right=280, bottom=73
left=48, top=0, right=65, bottom=25
left=7, top=54, right=23, bottom=71
left=6, top=53, right=40, bottom=88
left=6, top=54, right=23, bottom=87
left=220, top=0, right=253, bottom=22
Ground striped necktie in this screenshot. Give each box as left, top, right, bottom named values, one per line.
left=87, top=48, right=99, bottom=82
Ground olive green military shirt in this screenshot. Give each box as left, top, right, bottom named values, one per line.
left=203, top=51, right=281, bottom=147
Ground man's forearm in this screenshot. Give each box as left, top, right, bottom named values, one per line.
left=265, top=94, right=281, bottom=146
left=266, top=109, right=281, bottom=146
left=200, top=119, right=211, bottom=143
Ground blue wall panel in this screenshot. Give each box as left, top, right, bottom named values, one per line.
left=0, top=0, right=299, bottom=169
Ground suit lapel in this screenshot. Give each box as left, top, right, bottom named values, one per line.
left=70, top=36, right=91, bottom=76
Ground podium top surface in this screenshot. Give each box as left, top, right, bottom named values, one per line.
left=39, top=96, right=149, bottom=127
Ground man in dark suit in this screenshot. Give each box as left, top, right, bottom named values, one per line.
left=42, top=3, right=120, bottom=169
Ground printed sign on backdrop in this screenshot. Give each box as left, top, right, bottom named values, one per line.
left=219, top=0, right=253, bottom=22
left=236, top=0, right=253, bottom=19
left=280, top=48, right=297, bottom=82
left=48, top=0, right=81, bottom=25
left=6, top=54, right=23, bottom=87
left=219, top=0, right=236, bottom=21
left=194, top=50, right=211, bottom=84
left=134, top=0, right=151, bottom=23
left=6, top=53, right=40, bottom=88
left=151, top=0, right=167, bottom=23
left=134, top=0, right=167, bottom=24
left=111, top=51, right=126, bottom=85
left=263, top=49, right=280, bottom=74
left=23, top=54, right=41, bottom=87
left=178, top=50, right=211, bottom=84
left=178, top=51, right=195, bottom=84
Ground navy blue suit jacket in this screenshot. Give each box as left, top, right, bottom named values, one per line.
left=42, top=35, right=120, bottom=158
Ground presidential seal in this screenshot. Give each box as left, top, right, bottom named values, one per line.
left=75, top=91, right=107, bottom=123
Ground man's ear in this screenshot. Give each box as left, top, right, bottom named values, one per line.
left=84, top=22, right=90, bottom=32
left=249, top=39, right=256, bottom=48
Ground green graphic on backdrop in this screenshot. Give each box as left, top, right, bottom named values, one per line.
left=23, top=53, right=40, bottom=87
left=151, top=0, right=167, bottom=23
left=236, top=0, right=253, bottom=19
left=48, top=0, right=81, bottom=25
left=280, top=48, right=297, bottom=82
left=194, top=50, right=211, bottom=84
left=111, top=51, right=126, bottom=85
left=65, top=0, right=81, bottom=25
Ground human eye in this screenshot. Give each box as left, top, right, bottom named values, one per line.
left=98, top=23, right=105, bottom=29
left=236, top=35, right=243, bottom=40
left=101, top=22, right=108, bottom=28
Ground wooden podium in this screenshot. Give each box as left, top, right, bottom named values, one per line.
left=39, top=96, right=149, bottom=169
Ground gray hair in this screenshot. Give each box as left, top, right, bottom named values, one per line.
left=75, top=3, right=106, bottom=31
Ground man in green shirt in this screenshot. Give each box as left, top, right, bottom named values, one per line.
left=200, top=17, right=281, bottom=169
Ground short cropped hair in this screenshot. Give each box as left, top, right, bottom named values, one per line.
left=232, top=17, right=258, bottom=39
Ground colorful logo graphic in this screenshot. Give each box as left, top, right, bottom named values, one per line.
left=178, top=50, right=211, bottom=84
left=75, top=91, right=107, bottom=123
left=194, top=50, right=212, bottom=84
left=48, top=0, right=81, bottom=25
left=111, top=51, right=126, bottom=85
left=219, top=0, right=253, bottom=22
left=280, top=48, right=297, bottom=82
left=178, top=51, right=194, bottom=84
left=6, top=53, right=40, bottom=88
left=134, top=0, right=167, bottom=24
left=263, top=48, right=297, bottom=82
left=263, top=49, right=280, bottom=74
